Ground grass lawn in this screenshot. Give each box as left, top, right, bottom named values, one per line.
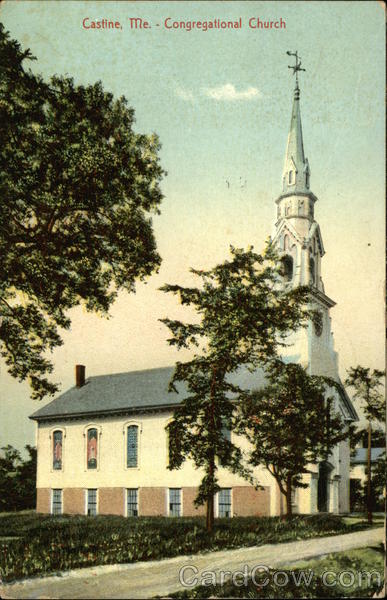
left=0, top=512, right=376, bottom=583
left=342, top=515, right=384, bottom=527
left=166, top=546, right=384, bottom=598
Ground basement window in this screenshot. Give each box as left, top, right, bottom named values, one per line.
left=127, top=488, right=138, bottom=517
left=87, top=489, right=98, bottom=516
left=218, top=489, right=232, bottom=518
left=52, top=489, right=62, bottom=515
left=169, top=488, right=181, bottom=517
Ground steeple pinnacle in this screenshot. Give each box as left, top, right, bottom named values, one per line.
left=282, top=51, right=310, bottom=194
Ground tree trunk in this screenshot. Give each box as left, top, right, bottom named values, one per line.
left=286, top=489, right=293, bottom=518
left=277, top=481, right=284, bottom=519
left=366, top=420, right=372, bottom=524
left=285, top=475, right=293, bottom=518
left=206, top=365, right=217, bottom=533
left=206, top=490, right=214, bottom=533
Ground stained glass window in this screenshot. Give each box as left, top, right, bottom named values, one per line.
left=127, top=425, right=138, bottom=468
left=87, top=428, right=98, bottom=469
left=53, top=430, right=62, bottom=470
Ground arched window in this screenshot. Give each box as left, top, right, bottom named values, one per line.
left=306, top=172, right=310, bottom=188
left=127, top=425, right=139, bottom=468
left=281, top=255, right=293, bottom=282
left=309, top=257, right=315, bottom=285
left=53, top=430, right=63, bottom=470
left=283, top=234, right=289, bottom=250
left=87, top=428, right=98, bottom=470
left=288, top=171, right=294, bottom=184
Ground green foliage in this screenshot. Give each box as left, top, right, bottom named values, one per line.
left=0, top=513, right=367, bottom=582
left=238, top=360, right=349, bottom=516
left=345, top=367, right=385, bottom=423
left=345, top=366, right=385, bottom=521
left=0, top=24, right=164, bottom=399
left=350, top=426, right=385, bottom=451
left=0, top=445, right=36, bottom=511
left=160, top=244, right=312, bottom=525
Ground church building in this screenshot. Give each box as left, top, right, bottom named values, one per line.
left=30, top=58, right=357, bottom=518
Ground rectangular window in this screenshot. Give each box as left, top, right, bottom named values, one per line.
left=87, top=488, right=98, bottom=516
left=127, top=488, right=138, bottom=516
left=218, top=488, right=232, bottom=518
left=169, top=488, right=181, bottom=517
left=52, top=489, right=62, bottom=515
left=53, top=430, right=63, bottom=470
left=127, top=425, right=138, bottom=468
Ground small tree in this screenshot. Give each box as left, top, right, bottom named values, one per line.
left=345, top=366, right=385, bottom=523
left=0, top=25, right=164, bottom=399
left=239, top=360, right=349, bottom=517
left=160, top=244, right=312, bottom=531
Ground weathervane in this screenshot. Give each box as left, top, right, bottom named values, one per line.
left=286, top=51, right=305, bottom=86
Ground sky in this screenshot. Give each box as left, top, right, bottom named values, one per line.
left=0, top=1, right=385, bottom=451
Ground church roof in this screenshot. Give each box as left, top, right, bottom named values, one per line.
left=29, top=365, right=267, bottom=422
left=30, top=363, right=357, bottom=423
left=351, top=447, right=385, bottom=465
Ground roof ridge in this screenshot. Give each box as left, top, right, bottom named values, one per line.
left=89, top=365, right=175, bottom=379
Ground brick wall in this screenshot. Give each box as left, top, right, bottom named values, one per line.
left=36, top=488, right=50, bottom=513
left=139, top=487, right=166, bottom=516
left=99, top=487, right=125, bottom=515
left=182, top=487, right=206, bottom=516
left=36, top=485, right=271, bottom=517
left=63, top=488, right=85, bottom=515
left=233, top=486, right=270, bottom=516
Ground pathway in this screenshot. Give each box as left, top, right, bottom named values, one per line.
left=0, top=526, right=383, bottom=599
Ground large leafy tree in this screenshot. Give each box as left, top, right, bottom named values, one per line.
left=0, top=444, right=36, bottom=511
left=160, top=244, right=312, bottom=531
left=238, top=360, right=349, bottom=517
left=345, top=366, right=385, bottom=523
left=0, top=25, right=164, bottom=399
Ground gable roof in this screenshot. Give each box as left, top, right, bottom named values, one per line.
left=29, top=366, right=267, bottom=422
left=30, top=363, right=358, bottom=424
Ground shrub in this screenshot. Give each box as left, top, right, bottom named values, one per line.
left=0, top=513, right=370, bottom=582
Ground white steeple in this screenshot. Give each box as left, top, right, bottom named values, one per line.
left=282, top=79, right=310, bottom=195
left=273, top=52, right=323, bottom=290
left=271, top=51, right=341, bottom=383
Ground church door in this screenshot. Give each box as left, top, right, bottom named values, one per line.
left=317, top=461, right=333, bottom=512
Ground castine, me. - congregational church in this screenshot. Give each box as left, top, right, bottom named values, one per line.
left=30, top=55, right=357, bottom=519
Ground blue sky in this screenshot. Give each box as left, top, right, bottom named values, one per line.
left=0, top=1, right=385, bottom=449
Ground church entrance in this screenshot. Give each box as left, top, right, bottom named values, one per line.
left=317, top=461, right=333, bottom=512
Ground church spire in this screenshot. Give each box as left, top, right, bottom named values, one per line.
left=282, top=51, right=310, bottom=194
